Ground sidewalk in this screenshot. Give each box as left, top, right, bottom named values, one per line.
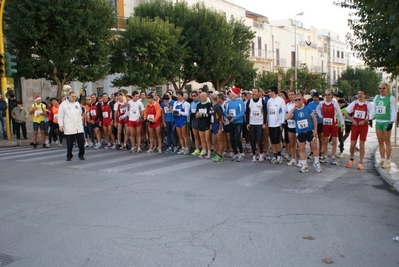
left=0, top=119, right=35, bottom=147
left=375, top=146, right=399, bottom=192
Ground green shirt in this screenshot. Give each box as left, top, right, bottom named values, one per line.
left=375, top=94, right=391, bottom=122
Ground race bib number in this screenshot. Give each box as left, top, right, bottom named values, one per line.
left=287, top=119, right=295, bottom=128
left=199, top=108, right=207, bottom=115
left=191, top=108, right=196, bottom=114
left=35, top=111, right=42, bottom=116
left=131, top=108, right=138, bottom=115
left=120, top=107, right=126, bottom=113
left=376, top=106, right=386, bottom=114
left=297, top=119, right=309, bottom=129
left=228, top=109, right=236, bottom=117
left=353, top=110, right=366, bottom=119
left=90, top=110, right=96, bottom=116
left=269, top=109, right=276, bottom=115
left=211, top=116, right=214, bottom=123
left=102, top=112, right=109, bottom=118
left=323, top=118, right=333, bottom=125
left=251, top=110, right=261, bottom=117
left=148, top=114, right=154, bottom=121
left=164, top=107, right=171, bottom=113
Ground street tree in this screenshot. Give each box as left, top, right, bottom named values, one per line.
left=110, top=17, right=183, bottom=88
left=4, top=0, right=115, bottom=98
left=336, top=0, right=399, bottom=76
left=337, top=67, right=381, bottom=98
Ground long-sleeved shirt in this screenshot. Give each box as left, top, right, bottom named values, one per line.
left=267, top=96, right=286, bottom=127
left=224, top=98, right=245, bottom=124
left=58, top=100, right=84, bottom=135
left=11, top=106, right=28, bottom=123
left=316, top=100, right=344, bottom=127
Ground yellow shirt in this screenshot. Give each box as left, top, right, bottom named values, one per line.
left=31, top=103, right=46, bottom=123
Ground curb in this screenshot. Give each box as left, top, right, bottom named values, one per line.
left=0, top=140, right=32, bottom=147
left=373, top=147, right=399, bottom=192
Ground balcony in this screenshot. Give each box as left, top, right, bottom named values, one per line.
left=249, top=49, right=275, bottom=63
left=111, top=16, right=127, bottom=31
left=299, top=41, right=317, bottom=49
left=332, top=57, right=346, bottom=64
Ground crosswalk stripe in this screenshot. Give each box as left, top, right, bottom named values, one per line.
left=138, top=158, right=211, bottom=176
left=67, top=152, right=153, bottom=169
left=0, top=148, right=63, bottom=160
left=101, top=155, right=177, bottom=173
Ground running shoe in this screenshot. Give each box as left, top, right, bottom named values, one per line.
left=206, top=152, right=211, bottom=159
left=199, top=152, right=207, bottom=159
left=252, top=155, right=257, bottom=163
left=213, top=155, right=222, bottom=162
left=137, top=147, right=142, bottom=153
left=287, top=159, right=296, bottom=166
left=337, top=152, right=344, bottom=158
left=130, top=146, right=136, bottom=153
left=173, top=148, right=178, bottom=154
left=277, top=156, right=283, bottom=164
left=320, top=156, right=327, bottom=163
left=183, top=148, right=190, bottom=155
left=191, top=149, right=201, bottom=156
left=270, top=156, right=277, bottom=164
left=231, top=154, right=238, bottom=161
left=299, top=165, right=309, bottom=173
left=382, top=161, right=391, bottom=169
left=283, top=154, right=290, bottom=161
left=307, top=152, right=314, bottom=159
left=357, top=162, right=363, bottom=170
left=147, top=148, right=154, bottom=153
left=164, top=147, right=173, bottom=154
left=94, top=143, right=101, bottom=150
left=313, top=162, right=322, bottom=173
left=330, top=158, right=338, bottom=165
left=265, top=153, right=271, bottom=161
left=177, top=149, right=184, bottom=155
left=345, top=160, right=355, bottom=168
left=374, top=160, right=383, bottom=168
left=258, top=153, right=265, bottom=162
left=111, top=144, right=116, bottom=150
left=237, top=153, right=245, bottom=162
left=296, top=162, right=303, bottom=168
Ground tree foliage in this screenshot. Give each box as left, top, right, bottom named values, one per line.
left=4, top=0, right=116, bottom=98
left=133, top=0, right=255, bottom=91
left=336, top=0, right=399, bottom=76
left=337, top=67, right=381, bottom=98
left=110, top=17, right=183, bottom=88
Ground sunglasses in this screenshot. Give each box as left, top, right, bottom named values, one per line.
left=192, top=95, right=198, bottom=97
left=294, top=99, right=302, bottom=101
left=379, top=87, right=386, bottom=89
left=325, top=94, right=331, bottom=96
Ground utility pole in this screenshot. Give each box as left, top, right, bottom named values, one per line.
left=0, top=0, right=10, bottom=140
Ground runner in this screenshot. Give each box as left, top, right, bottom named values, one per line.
left=286, top=95, right=322, bottom=173
left=114, top=93, right=128, bottom=150
left=224, top=87, right=245, bottom=162
left=210, top=94, right=224, bottom=162
left=29, top=95, right=47, bottom=149
left=173, top=90, right=191, bottom=155
left=89, top=94, right=103, bottom=149
left=101, top=93, right=116, bottom=149
left=285, top=90, right=298, bottom=166
left=307, top=92, right=324, bottom=159
left=161, top=94, right=177, bottom=154
left=143, top=92, right=162, bottom=153
left=190, top=91, right=202, bottom=156
left=344, top=89, right=373, bottom=170
left=120, top=92, right=144, bottom=153
left=316, top=89, right=344, bottom=165
left=48, top=98, right=63, bottom=147
left=266, top=86, right=286, bottom=164
left=372, top=83, right=397, bottom=168
left=196, top=92, right=213, bottom=159
left=245, top=88, right=267, bottom=163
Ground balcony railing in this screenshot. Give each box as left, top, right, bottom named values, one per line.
left=332, top=57, right=345, bottom=64
left=299, top=41, right=317, bottom=49
left=275, top=58, right=287, bottom=67
left=250, top=49, right=274, bottom=60
left=112, top=16, right=127, bottom=30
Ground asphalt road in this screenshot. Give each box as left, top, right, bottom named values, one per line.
left=0, top=145, right=398, bottom=267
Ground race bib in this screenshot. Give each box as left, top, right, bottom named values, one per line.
left=54, top=114, right=59, bottom=119
left=35, top=111, right=42, bottom=116
left=376, top=106, right=386, bottom=114
left=148, top=114, right=154, bottom=121
left=211, top=116, right=214, bottom=123
left=323, top=118, right=333, bottom=125
left=228, top=109, right=236, bottom=117
left=164, top=107, right=171, bottom=113
left=251, top=110, right=261, bottom=117
left=297, top=119, right=308, bottom=129
left=90, top=110, right=96, bottom=116
left=102, top=111, right=109, bottom=118
left=353, top=110, right=366, bottom=119
left=191, top=108, right=196, bottom=114
left=269, top=109, right=276, bottom=115
left=287, top=119, right=295, bottom=128
left=120, top=107, right=126, bottom=113
left=199, top=108, right=207, bottom=115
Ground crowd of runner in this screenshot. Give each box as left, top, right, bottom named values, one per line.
left=28, top=82, right=397, bottom=173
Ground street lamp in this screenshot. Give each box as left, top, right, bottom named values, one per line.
left=294, top=12, right=304, bottom=90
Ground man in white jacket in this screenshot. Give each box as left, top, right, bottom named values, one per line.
left=58, top=92, right=85, bottom=161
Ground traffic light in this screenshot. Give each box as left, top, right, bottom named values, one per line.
left=0, top=53, right=5, bottom=77
left=5, top=52, right=17, bottom=77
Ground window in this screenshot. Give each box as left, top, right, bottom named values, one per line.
left=264, top=44, right=268, bottom=58
left=337, top=50, right=340, bottom=58
left=341, top=51, right=344, bottom=59
left=276, top=48, right=280, bottom=65
left=291, top=51, right=295, bottom=68
left=251, top=41, right=255, bottom=56
left=258, top=37, right=262, bottom=57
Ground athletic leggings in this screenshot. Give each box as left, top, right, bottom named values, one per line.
left=229, top=123, right=243, bottom=154
left=249, top=124, right=263, bottom=155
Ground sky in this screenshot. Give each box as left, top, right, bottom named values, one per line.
left=234, top=0, right=352, bottom=43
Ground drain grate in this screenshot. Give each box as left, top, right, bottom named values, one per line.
left=0, top=253, right=20, bottom=267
